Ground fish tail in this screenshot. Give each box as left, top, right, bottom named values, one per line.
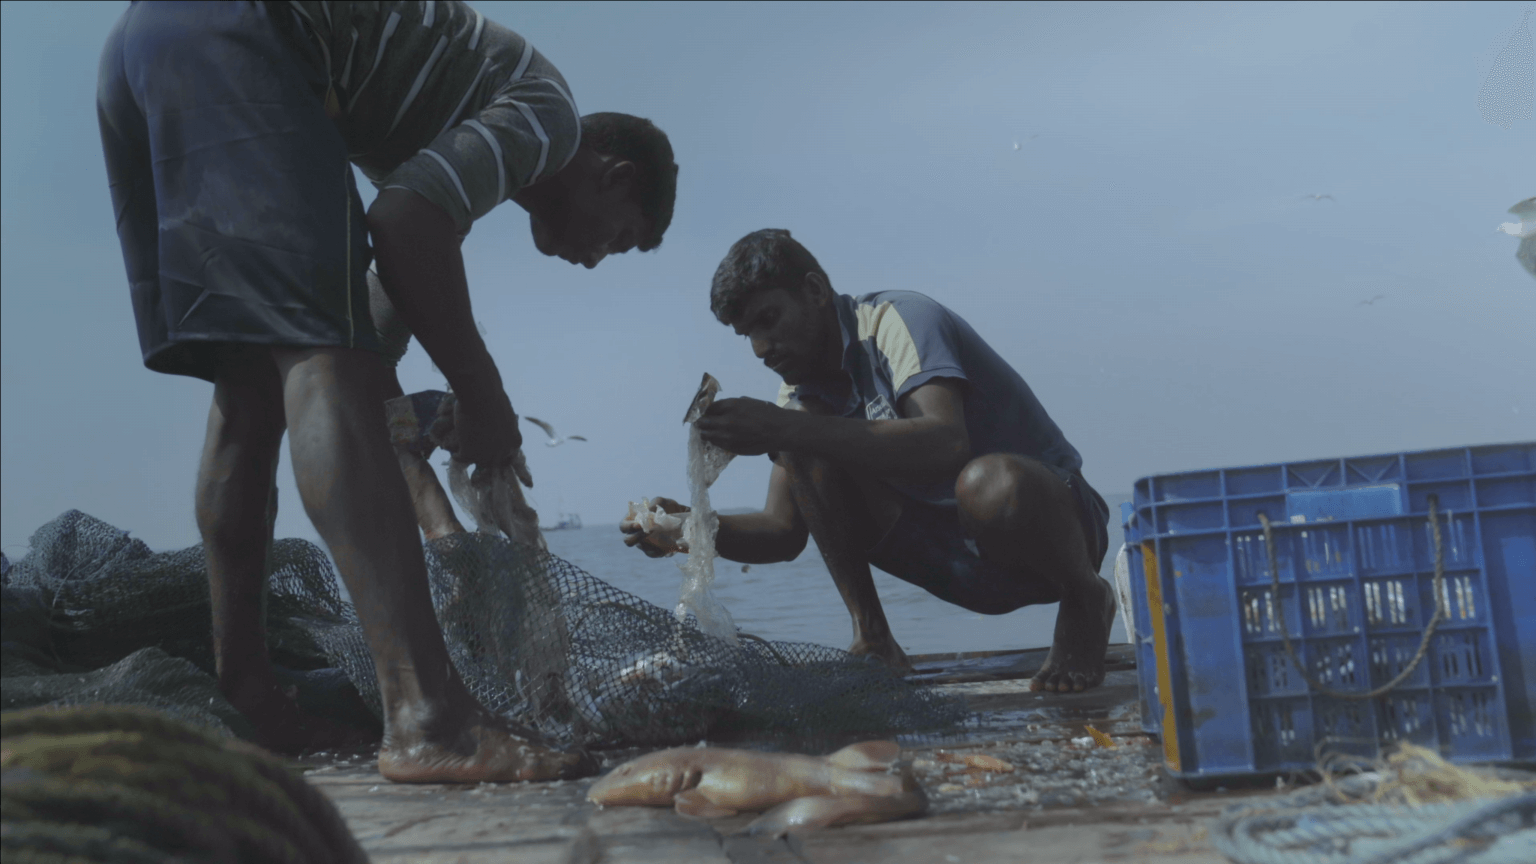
left=826, top=740, right=901, bottom=772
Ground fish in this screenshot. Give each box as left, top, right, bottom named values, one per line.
left=744, top=767, right=928, bottom=838
left=587, top=741, right=907, bottom=818
left=614, top=650, right=693, bottom=688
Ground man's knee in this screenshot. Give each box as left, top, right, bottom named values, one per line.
left=955, top=453, right=1064, bottom=535
left=271, top=346, right=388, bottom=421
left=210, top=347, right=286, bottom=445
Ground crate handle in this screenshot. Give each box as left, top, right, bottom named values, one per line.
left=1256, top=495, right=1446, bottom=701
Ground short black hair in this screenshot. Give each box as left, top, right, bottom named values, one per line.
left=709, top=229, right=829, bottom=325
left=579, top=112, right=677, bottom=252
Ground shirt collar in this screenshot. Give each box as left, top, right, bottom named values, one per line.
left=792, top=294, right=861, bottom=410
left=831, top=292, right=859, bottom=370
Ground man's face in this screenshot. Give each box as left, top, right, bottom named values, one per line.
left=731, top=281, right=838, bottom=385
left=530, top=163, right=645, bottom=269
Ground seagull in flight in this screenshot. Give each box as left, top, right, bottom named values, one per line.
left=1357, top=294, right=1386, bottom=306
left=1496, top=196, right=1535, bottom=237
left=523, top=416, right=587, bottom=447
left=1302, top=193, right=1335, bottom=202
left=1012, top=134, right=1040, bottom=150
left=1501, top=196, right=1536, bottom=280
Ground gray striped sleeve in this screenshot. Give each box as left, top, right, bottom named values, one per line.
left=381, top=73, right=580, bottom=234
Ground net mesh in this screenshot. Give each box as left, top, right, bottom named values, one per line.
left=1476, top=10, right=1534, bottom=130
left=2, top=510, right=966, bottom=749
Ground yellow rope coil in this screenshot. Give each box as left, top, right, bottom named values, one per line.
left=1, top=704, right=368, bottom=864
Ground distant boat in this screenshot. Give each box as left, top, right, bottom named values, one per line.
left=541, top=513, right=583, bottom=531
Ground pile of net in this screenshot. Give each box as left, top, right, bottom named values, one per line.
left=1211, top=744, right=1536, bottom=864
left=1, top=510, right=965, bottom=750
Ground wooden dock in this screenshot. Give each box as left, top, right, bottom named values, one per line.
left=308, top=645, right=1246, bottom=862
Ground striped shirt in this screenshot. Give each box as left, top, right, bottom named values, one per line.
left=282, top=1, right=581, bottom=234
left=776, top=291, right=1085, bottom=506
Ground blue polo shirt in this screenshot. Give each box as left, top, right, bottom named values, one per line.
left=775, top=291, right=1084, bottom=506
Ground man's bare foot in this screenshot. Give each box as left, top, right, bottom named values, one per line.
left=378, top=708, right=596, bottom=784
left=849, top=637, right=914, bottom=673
left=1030, top=575, right=1115, bottom=693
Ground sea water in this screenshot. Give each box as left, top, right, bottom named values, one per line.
left=545, top=492, right=1133, bottom=656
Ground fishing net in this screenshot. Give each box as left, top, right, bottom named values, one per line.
left=1, top=510, right=966, bottom=750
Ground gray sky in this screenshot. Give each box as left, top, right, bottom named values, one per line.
left=2, top=1, right=1533, bottom=559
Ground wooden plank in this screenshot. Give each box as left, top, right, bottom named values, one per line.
left=313, top=767, right=732, bottom=864
left=720, top=834, right=812, bottom=863
left=909, top=644, right=1136, bottom=685
left=799, top=803, right=1229, bottom=864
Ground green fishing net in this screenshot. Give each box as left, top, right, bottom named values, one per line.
left=2, top=510, right=965, bottom=749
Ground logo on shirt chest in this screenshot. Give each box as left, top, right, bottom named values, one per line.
left=865, top=394, right=897, bottom=421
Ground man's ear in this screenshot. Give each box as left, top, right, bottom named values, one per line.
left=803, top=271, right=831, bottom=306
left=601, top=159, right=637, bottom=192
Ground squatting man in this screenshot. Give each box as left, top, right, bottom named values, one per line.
left=622, top=230, right=1115, bottom=692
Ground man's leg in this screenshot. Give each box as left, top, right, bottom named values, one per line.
left=272, top=345, right=588, bottom=782
left=777, top=403, right=910, bottom=670
left=197, top=346, right=367, bottom=752
left=956, top=454, right=1114, bottom=692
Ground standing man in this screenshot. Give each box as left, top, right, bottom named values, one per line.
left=97, top=0, right=677, bottom=782
left=622, top=230, right=1113, bottom=692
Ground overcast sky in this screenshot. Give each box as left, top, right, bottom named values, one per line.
left=3, top=1, right=1532, bottom=560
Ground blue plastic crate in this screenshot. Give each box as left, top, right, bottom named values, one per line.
left=1122, top=442, right=1536, bottom=779
left=1121, top=501, right=1165, bottom=738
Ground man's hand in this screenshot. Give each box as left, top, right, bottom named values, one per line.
left=694, top=397, right=797, bottom=456
left=621, top=496, right=690, bottom=558
left=430, top=389, right=523, bottom=468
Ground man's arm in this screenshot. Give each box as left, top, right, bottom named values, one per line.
left=716, top=461, right=809, bottom=563
left=366, top=188, right=520, bottom=462
left=622, top=462, right=809, bottom=563
left=695, top=379, right=971, bottom=486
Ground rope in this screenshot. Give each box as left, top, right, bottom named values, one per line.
left=0, top=705, right=367, bottom=864
left=1212, top=784, right=1536, bottom=864
left=1257, top=495, right=1446, bottom=701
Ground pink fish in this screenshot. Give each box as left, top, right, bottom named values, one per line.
left=587, top=741, right=926, bottom=834
left=743, top=769, right=928, bottom=838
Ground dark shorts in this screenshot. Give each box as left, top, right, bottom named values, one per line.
left=97, top=1, right=381, bottom=383
left=866, top=467, right=1110, bottom=615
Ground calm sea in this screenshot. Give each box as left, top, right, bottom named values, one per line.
left=543, top=494, right=1133, bottom=657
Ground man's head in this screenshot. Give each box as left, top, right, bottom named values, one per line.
left=710, top=229, right=842, bottom=385
left=528, top=112, right=678, bottom=268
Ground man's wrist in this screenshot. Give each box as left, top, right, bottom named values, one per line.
left=774, top=406, right=813, bottom=453
left=440, top=349, right=504, bottom=406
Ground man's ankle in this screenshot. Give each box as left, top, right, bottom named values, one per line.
left=221, top=669, right=293, bottom=709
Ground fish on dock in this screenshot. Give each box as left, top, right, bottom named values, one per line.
left=743, top=768, right=928, bottom=838
left=587, top=741, right=927, bottom=833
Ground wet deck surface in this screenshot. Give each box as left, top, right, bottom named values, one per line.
left=308, top=645, right=1243, bottom=863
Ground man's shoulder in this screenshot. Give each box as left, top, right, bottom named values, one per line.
left=846, top=290, right=958, bottom=343
left=848, top=289, right=950, bottom=312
